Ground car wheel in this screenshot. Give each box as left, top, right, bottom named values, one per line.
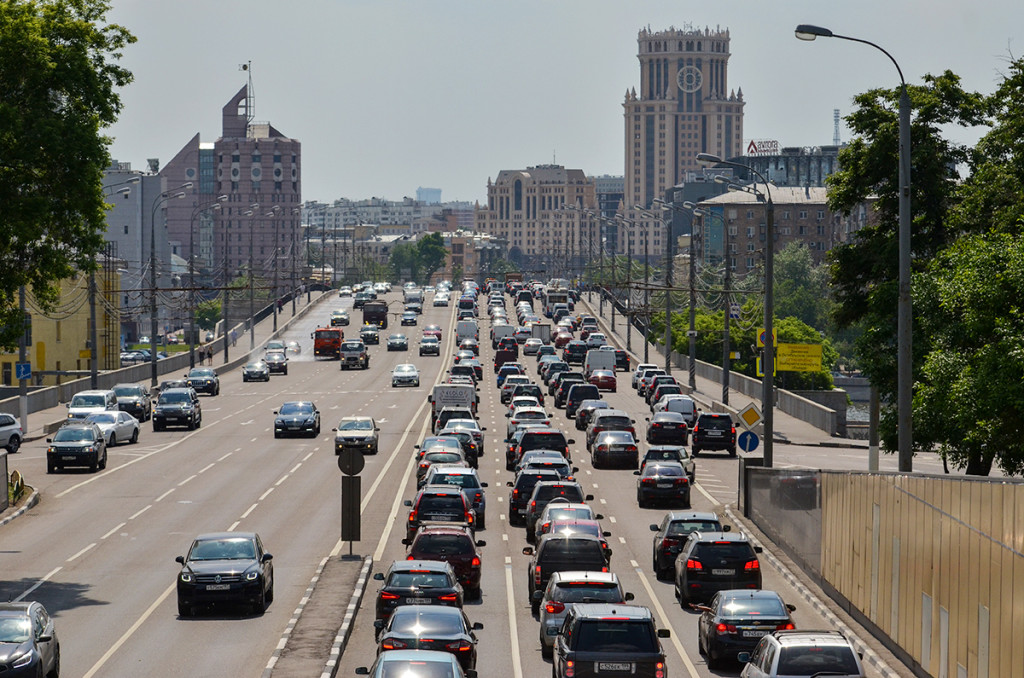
left=99, top=450, right=107, bottom=470
left=274, top=431, right=281, bottom=439
left=707, top=645, right=722, bottom=670
left=637, top=492, right=645, bottom=508
left=47, top=461, right=56, bottom=474
left=5, top=435, right=20, bottom=453
left=253, top=587, right=267, bottom=615
left=243, top=376, right=249, bottom=383
left=283, top=368, right=287, bottom=375
left=130, top=428, right=139, bottom=444
left=153, top=422, right=163, bottom=432
left=196, top=415, right=201, bottom=429
left=266, top=576, right=274, bottom=603
left=692, top=447, right=700, bottom=457
left=729, top=446, right=737, bottom=457
left=109, top=434, right=117, bottom=447
left=541, top=639, right=553, bottom=659
left=698, top=631, right=706, bottom=656
left=47, top=645, right=59, bottom=678
left=89, top=455, right=98, bottom=473
left=177, top=598, right=193, bottom=618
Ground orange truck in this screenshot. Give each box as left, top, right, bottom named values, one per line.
left=311, top=327, right=344, bottom=359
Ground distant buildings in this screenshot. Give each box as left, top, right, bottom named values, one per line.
left=416, top=187, right=442, bottom=204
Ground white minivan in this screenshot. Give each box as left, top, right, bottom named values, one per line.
left=583, top=349, right=616, bottom=378
left=67, top=389, right=119, bottom=420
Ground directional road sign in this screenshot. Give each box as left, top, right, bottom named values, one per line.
left=738, top=431, right=760, bottom=452
left=15, top=362, right=31, bottom=381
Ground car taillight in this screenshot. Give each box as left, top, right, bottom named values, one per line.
left=541, top=522, right=551, bottom=533
left=439, top=593, right=458, bottom=602
left=655, top=661, right=665, bottom=678
left=406, top=555, right=415, bottom=560
left=470, top=556, right=481, bottom=568
left=381, top=592, right=400, bottom=600
left=408, top=510, right=417, bottom=523
left=565, top=660, right=575, bottom=678
left=534, top=565, right=542, bottom=585
left=446, top=640, right=473, bottom=652
left=745, top=559, right=760, bottom=571
left=686, top=558, right=703, bottom=570
left=661, top=538, right=679, bottom=549
left=626, top=445, right=637, bottom=453
left=642, top=478, right=657, bottom=486
left=652, top=422, right=662, bottom=428
left=530, top=500, right=536, bottom=509
left=545, top=601, right=565, bottom=614
left=601, top=566, right=608, bottom=572
left=716, top=622, right=737, bottom=634
left=777, top=621, right=796, bottom=630
left=466, top=512, right=474, bottom=525
left=732, top=426, right=737, bottom=435
left=381, top=639, right=408, bottom=650
left=511, top=489, right=519, bottom=498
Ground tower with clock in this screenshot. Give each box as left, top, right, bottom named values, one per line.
left=623, top=25, right=745, bottom=209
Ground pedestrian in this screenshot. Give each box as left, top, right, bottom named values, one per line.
left=231, top=330, right=237, bottom=347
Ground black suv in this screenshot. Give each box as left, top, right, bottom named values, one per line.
left=46, top=421, right=107, bottom=473
left=553, top=374, right=587, bottom=406
left=562, top=340, right=588, bottom=365
left=404, top=486, right=476, bottom=542
left=673, top=531, right=762, bottom=604
left=185, top=367, right=220, bottom=395
left=691, top=412, right=737, bottom=456
left=552, top=603, right=670, bottom=678
left=524, top=481, right=592, bottom=543
left=113, top=382, right=151, bottom=421
left=373, top=560, right=464, bottom=624
left=506, top=469, right=562, bottom=526
left=359, top=325, right=380, bottom=344
left=649, top=511, right=728, bottom=579
left=522, top=533, right=609, bottom=614
left=508, top=427, right=575, bottom=469
left=564, top=384, right=600, bottom=419
left=153, top=387, right=202, bottom=431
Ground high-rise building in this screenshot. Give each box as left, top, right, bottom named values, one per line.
left=624, top=25, right=745, bottom=209
left=416, top=187, right=442, bottom=204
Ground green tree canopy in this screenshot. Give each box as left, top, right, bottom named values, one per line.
left=0, top=0, right=134, bottom=347
left=416, top=233, right=448, bottom=284
left=773, top=243, right=833, bottom=332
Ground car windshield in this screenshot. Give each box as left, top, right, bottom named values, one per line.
left=395, top=365, right=416, bottom=373
left=189, top=538, right=257, bottom=561
left=431, top=473, right=479, bottom=488
left=575, top=620, right=657, bottom=652
left=341, top=342, right=363, bottom=351
left=189, top=369, right=214, bottom=377
left=413, top=534, right=474, bottom=556
left=390, top=335, right=405, bottom=341
left=422, top=337, right=438, bottom=343
left=389, top=609, right=465, bottom=635
left=339, top=419, right=372, bottom=431
left=53, top=428, right=94, bottom=442
left=86, top=413, right=117, bottom=424
left=644, top=464, right=683, bottom=477
left=424, top=452, right=463, bottom=465
left=113, top=385, right=144, bottom=397
left=245, top=362, right=266, bottom=370
left=279, top=402, right=313, bottom=415
left=160, top=392, right=191, bottom=404
left=719, top=595, right=787, bottom=617
left=777, top=646, right=860, bottom=674
left=0, top=617, right=30, bottom=643
left=388, top=572, right=451, bottom=589
left=553, top=581, right=621, bottom=603
left=71, top=394, right=105, bottom=407
left=667, top=520, right=721, bottom=537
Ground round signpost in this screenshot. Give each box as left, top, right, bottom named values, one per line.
left=738, top=431, right=760, bottom=453
left=337, top=448, right=365, bottom=476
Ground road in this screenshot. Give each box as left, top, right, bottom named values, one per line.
left=1, top=290, right=910, bottom=677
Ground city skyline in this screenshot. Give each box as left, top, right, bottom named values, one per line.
left=106, top=0, right=1022, bottom=203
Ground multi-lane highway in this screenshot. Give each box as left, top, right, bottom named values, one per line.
left=1, top=289, right=907, bottom=677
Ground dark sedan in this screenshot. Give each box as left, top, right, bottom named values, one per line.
left=403, top=525, right=486, bottom=600
left=372, top=560, right=463, bottom=624
left=185, top=367, right=220, bottom=395
left=635, top=461, right=691, bottom=508
left=113, top=382, right=152, bottom=421
left=590, top=430, right=639, bottom=469
left=242, top=360, right=270, bottom=382
left=0, top=602, right=60, bottom=678
left=274, top=401, right=320, bottom=438
left=375, top=605, right=482, bottom=671
left=400, top=312, right=418, bottom=326
left=175, top=532, right=274, bottom=616
left=696, top=589, right=795, bottom=668
left=264, top=351, right=289, bottom=375
left=386, top=333, right=409, bottom=351
left=646, top=412, right=689, bottom=445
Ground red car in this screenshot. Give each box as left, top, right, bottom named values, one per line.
left=553, top=332, right=573, bottom=348
left=588, top=369, right=617, bottom=392
left=402, top=524, right=485, bottom=600
left=422, top=324, right=443, bottom=340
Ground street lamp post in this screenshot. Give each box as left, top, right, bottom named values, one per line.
left=96, top=182, right=135, bottom=387
left=149, top=183, right=192, bottom=386
left=795, top=23, right=912, bottom=471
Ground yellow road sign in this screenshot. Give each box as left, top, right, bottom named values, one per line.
left=756, top=357, right=777, bottom=377
left=737, top=403, right=762, bottom=430
left=756, top=328, right=777, bottom=348
left=777, top=343, right=823, bottom=372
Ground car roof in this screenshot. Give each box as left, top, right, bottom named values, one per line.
left=652, top=412, right=685, bottom=421
left=418, top=485, right=467, bottom=496
left=339, top=415, right=374, bottom=422
left=427, top=464, right=479, bottom=476
left=194, top=531, right=257, bottom=541
left=570, top=603, right=654, bottom=620
left=387, top=559, right=454, bottom=574
left=536, top=531, right=603, bottom=546
left=549, top=570, right=619, bottom=585
left=593, top=408, right=629, bottom=417
left=665, top=510, right=722, bottom=522
left=413, top=523, right=475, bottom=538
left=690, top=531, right=749, bottom=543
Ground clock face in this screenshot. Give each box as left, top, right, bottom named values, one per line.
left=677, top=65, right=702, bottom=93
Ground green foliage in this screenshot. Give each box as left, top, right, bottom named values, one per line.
left=195, top=300, right=221, bottom=330
left=485, top=259, right=519, bottom=277
left=773, top=243, right=832, bottom=331
left=387, top=233, right=448, bottom=285
left=416, top=233, right=448, bottom=284
left=0, top=0, right=135, bottom=348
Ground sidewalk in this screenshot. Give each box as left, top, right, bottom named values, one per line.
left=579, top=293, right=861, bottom=449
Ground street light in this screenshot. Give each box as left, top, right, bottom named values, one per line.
left=93, top=182, right=135, bottom=388
left=795, top=23, right=912, bottom=471
left=629, top=209, right=657, bottom=363
left=697, top=153, right=775, bottom=466
left=149, top=183, right=192, bottom=386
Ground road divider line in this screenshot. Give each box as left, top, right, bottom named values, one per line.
left=504, top=564, right=525, bottom=678
left=198, top=463, right=215, bottom=474
left=14, top=567, right=62, bottom=602
left=218, top=452, right=233, bottom=461
left=81, top=582, right=175, bottom=678
left=290, top=462, right=302, bottom=473
left=260, top=487, right=275, bottom=500
left=275, top=474, right=289, bottom=486
left=177, top=474, right=196, bottom=487
left=632, top=564, right=701, bottom=678
left=129, top=505, right=151, bottom=520
left=101, top=522, right=126, bottom=539
left=240, top=503, right=258, bottom=519
left=227, top=520, right=239, bottom=532
left=155, top=488, right=174, bottom=502
left=66, top=543, right=96, bottom=562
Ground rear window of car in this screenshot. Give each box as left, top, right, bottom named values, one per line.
left=575, top=620, right=658, bottom=652
left=521, top=432, right=568, bottom=451
left=667, top=520, right=721, bottom=537
left=569, top=385, right=600, bottom=399
left=692, top=542, right=756, bottom=560
left=698, top=416, right=732, bottom=431
left=430, top=473, right=479, bottom=488
left=777, top=646, right=860, bottom=675
left=598, top=415, right=632, bottom=428
left=413, top=534, right=474, bottom=556
left=534, top=485, right=584, bottom=503
left=419, top=495, right=465, bottom=512
left=516, top=473, right=558, bottom=492
left=541, top=539, right=604, bottom=561
left=389, top=571, right=451, bottom=588
left=553, top=581, right=621, bottom=603
left=513, top=385, right=542, bottom=399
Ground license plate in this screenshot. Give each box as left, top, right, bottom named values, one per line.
left=598, top=663, right=632, bottom=671
left=708, top=430, right=723, bottom=436
left=62, top=455, right=77, bottom=461
left=546, top=627, right=559, bottom=636
left=406, top=597, right=430, bottom=604
left=288, top=426, right=300, bottom=430
left=662, top=424, right=677, bottom=429
left=206, top=584, right=230, bottom=591
left=742, top=629, right=768, bottom=638
left=657, top=482, right=673, bottom=488
left=712, top=568, right=735, bottom=576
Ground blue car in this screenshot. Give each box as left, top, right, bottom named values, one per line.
left=496, top=363, right=525, bottom=388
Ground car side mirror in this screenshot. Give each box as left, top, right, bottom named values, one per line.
left=723, top=525, right=731, bottom=532
left=175, top=556, right=185, bottom=564
left=594, top=513, right=604, bottom=520
left=261, top=553, right=273, bottom=562
left=567, top=439, right=576, bottom=445
left=375, top=428, right=380, bottom=432
left=401, top=538, right=410, bottom=546
left=522, top=546, right=534, bottom=556
left=572, top=466, right=579, bottom=473
left=273, top=411, right=279, bottom=415
left=373, top=572, right=384, bottom=581
left=532, top=590, right=543, bottom=602
left=472, top=621, right=484, bottom=630
left=506, top=481, right=513, bottom=487
left=754, top=546, right=763, bottom=554
left=65, top=403, right=70, bottom=408
left=585, top=494, right=594, bottom=501
left=633, top=470, right=641, bottom=476
left=476, top=540, right=486, bottom=547
left=602, top=531, right=611, bottom=537
left=505, top=413, right=510, bottom=418
left=737, top=652, right=751, bottom=663
left=355, top=669, right=370, bottom=676
left=403, top=500, right=413, bottom=507
left=786, top=603, right=797, bottom=612
left=657, top=628, right=671, bottom=639
left=373, top=620, right=384, bottom=630
left=414, top=444, right=421, bottom=449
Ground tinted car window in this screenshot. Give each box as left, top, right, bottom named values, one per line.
left=553, top=581, right=621, bottom=603
left=542, top=540, right=604, bottom=561
left=414, top=534, right=474, bottom=556
left=390, top=610, right=465, bottom=635
left=719, top=595, right=787, bottom=616
left=520, top=432, right=568, bottom=452
left=600, top=415, right=633, bottom=428
left=388, top=572, right=451, bottom=588
left=576, top=620, right=658, bottom=652
left=420, top=495, right=465, bottom=511
left=667, top=520, right=721, bottom=537
left=693, top=542, right=756, bottom=560
left=777, top=646, right=860, bottom=674
left=534, top=485, right=585, bottom=503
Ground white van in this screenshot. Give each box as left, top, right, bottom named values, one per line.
left=654, top=394, right=699, bottom=427
left=583, top=349, right=617, bottom=378
left=67, top=389, right=119, bottom=420
left=456, top=320, right=479, bottom=343
left=490, top=323, right=515, bottom=348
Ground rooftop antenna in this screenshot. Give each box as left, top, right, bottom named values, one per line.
left=240, top=61, right=255, bottom=126
left=833, top=108, right=841, bottom=146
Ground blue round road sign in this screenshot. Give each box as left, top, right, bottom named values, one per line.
left=738, top=431, right=760, bottom=452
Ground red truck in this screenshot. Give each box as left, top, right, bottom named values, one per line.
left=311, top=327, right=344, bottom=359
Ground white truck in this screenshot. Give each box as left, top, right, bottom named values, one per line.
left=427, top=384, right=479, bottom=421
left=403, top=287, right=424, bottom=304
left=531, top=324, right=551, bottom=344
left=456, top=320, right=479, bottom=343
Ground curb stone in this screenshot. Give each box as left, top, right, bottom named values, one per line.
left=320, top=556, right=374, bottom=678
left=0, top=489, right=39, bottom=528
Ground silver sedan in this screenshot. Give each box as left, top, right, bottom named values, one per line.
left=85, top=411, right=140, bottom=446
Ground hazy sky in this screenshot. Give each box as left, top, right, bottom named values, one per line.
left=106, top=0, right=1022, bottom=204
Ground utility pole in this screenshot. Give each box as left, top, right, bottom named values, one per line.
left=89, top=269, right=98, bottom=388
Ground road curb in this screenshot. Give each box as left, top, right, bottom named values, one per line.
left=0, top=488, right=39, bottom=528
left=262, top=554, right=332, bottom=678
left=320, top=556, right=374, bottom=678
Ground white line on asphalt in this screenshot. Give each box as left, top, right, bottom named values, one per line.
left=81, top=583, right=175, bottom=678
left=155, top=488, right=174, bottom=502
left=504, top=564, right=525, bottom=678
left=260, top=487, right=275, bottom=500
left=632, top=564, right=701, bottom=678
left=129, top=505, right=151, bottom=520
left=275, top=474, right=289, bottom=486
left=227, top=520, right=239, bottom=531
left=290, top=463, right=302, bottom=473
left=695, top=480, right=719, bottom=506
left=66, top=543, right=97, bottom=562
left=101, top=522, right=126, bottom=539
left=240, top=503, right=259, bottom=519
left=218, top=452, right=233, bottom=461
left=15, top=567, right=62, bottom=602
left=177, top=474, right=196, bottom=487
left=302, top=451, right=314, bottom=461
left=198, top=463, right=215, bottom=474
left=502, top=534, right=508, bottom=541
left=619, top=537, right=626, bottom=544
left=608, top=516, right=617, bottom=523
left=599, top=498, right=607, bottom=504
left=250, top=437, right=258, bottom=442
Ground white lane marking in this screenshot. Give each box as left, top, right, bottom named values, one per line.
left=177, top=474, right=196, bottom=487
left=599, top=498, right=607, bottom=504
left=155, top=489, right=174, bottom=502
left=81, top=583, right=175, bottom=678
left=502, top=534, right=509, bottom=541
left=302, top=451, right=314, bottom=461
left=250, top=437, right=258, bottom=442
left=260, top=487, right=275, bottom=501
left=696, top=479, right=719, bottom=506
left=240, top=503, right=259, bottom=519
left=218, top=452, right=233, bottom=461
left=198, top=463, right=215, bottom=474
left=592, top=483, right=599, bottom=488
left=632, top=564, right=701, bottom=678
left=129, top=505, right=151, bottom=520
left=609, top=516, right=617, bottom=523
left=619, top=537, right=626, bottom=544
left=504, top=564, right=525, bottom=678
left=227, top=520, right=239, bottom=531
left=14, top=567, right=62, bottom=602
left=102, top=522, right=126, bottom=539
left=275, top=474, right=289, bottom=486
left=67, top=543, right=96, bottom=562
left=290, top=463, right=302, bottom=473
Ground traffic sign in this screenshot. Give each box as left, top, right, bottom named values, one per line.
left=777, top=343, right=823, bottom=372
left=15, top=362, right=30, bottom=381
left=686, top=330, right=698, bottom=338
left=738, top=431, right=760, bottom=452
left=756, top=328, right=777, bottom=348
left=755, top=357, right=777, bottom=377
left=337, top=448, right=365, bottom=476
left=729, top=303, right=741, bottom=320
left=737, top=403, right=762, bottom=430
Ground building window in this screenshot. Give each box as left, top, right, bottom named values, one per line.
left=817, top=210, right=825, bottom=220
left=746, top=210, right=754, bottom=219
left=782, top=210, right=791, bottom=219
left=799, top=210, right=808, bottom=219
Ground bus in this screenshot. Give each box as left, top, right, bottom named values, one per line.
left=543, top=288, right=570, bottom=318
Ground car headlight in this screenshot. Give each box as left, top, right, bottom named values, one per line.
left=245, top=571, right=259, bottom=581
left=11, top=650, right=34, bottom=668
left=47, top=447, right=55, bottom=454
left=180, top=572, right=194, bottom=583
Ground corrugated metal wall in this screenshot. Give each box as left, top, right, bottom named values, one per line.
left=820, top=473, right=1024, bottom=678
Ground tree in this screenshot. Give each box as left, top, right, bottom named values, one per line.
left=389, top=241, right=420, bottom=283
left=416, top=233, right=448, bottom=284
left=773, top=243, right=832, bottom=332
left=195, top=300, right=221, bottom=331
left=0, top=0, right=134, bottom=347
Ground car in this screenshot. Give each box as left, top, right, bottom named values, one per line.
left=517, top=452, right=576, bottom=479
left=613, top=348, right=631, bottom=371
left=185, top=367, right=220, bottom=395
left=646, top=411, right=689, bottom=445
left=523, top=337, right=544, bottom=355
left=85, top=410, right=140, bottom=446
left=645, top=375, right=680, bottom=405
left=158, top=378, right=189, bottom=392
left=585, top=332, right=607, bottom=348
left=66, top=388, right=119, bottom=420
left=522, top=533, right=609, bottom=614
left=422, top=324, right=443, bottom=340
left=152, top=387, right=202, bottom=431
left=338, top=286, right=352, bottom=297
left=637, top=369, right=668, bottom=397
left=642, top=444, right=695, bottom=481
left=674, top=531, right=763, bottom=605
left=552, top=372, right=586, bottom=404
left=401, top=311, right=418, bottom=326
left=496, top=362, right=525, bottom=386
left=174, top=532, right=274, bottom=616
left=242, top=360, right=271, bottom=382
left=405, top=301, right=424, bottom=315
left=574, top=398, right=609, bottom=431
left=635, top=460, right=691, bottom=508
left=285, top=340, right=301, bottom=354
left=334, top=416, right=379, bottom=454
left=433, top=406, right=476, bottom=435
left=274, top=401, right=320, bottom=438
left=374, top=606, right=482, bottom=672
left=499, top=375, right=531, bottom=403
left=695, top=589, right=796, bottom=669
left=404, top=485, right=477, bottom=542
left=459, top=338, right=480, bottom=356
left=739, top=629, right=865, bottom=678
left=552, top=603, right=669, bottom=678
left=46, top=421, right=107, bottom=473
left=648, top=382, right=684, bottom=409
left=587, top=368, right=618, bottom=392
left=586, top=409, right=636, bottom=450
left=433, top=294, right=450, bottom=307
left=505, top=406, right=552, bottom=440
left=553, top=331, right=573, bottom=349
left=442, top=418, right=485, bottom=459
left=372, top=560, right=464, bottom=624
left=416, top=449, right=469, bottom=487
left=509, top=427, right=575, bottom=469
left=330, top=308, right=350, bottom=326
left=387, top=333, right=410, bottom=351
left=421, top=465, right=488, bottom=530
left=692, top=412, right=737, bottom=456
left=0, top=601, right=60, bottom=678
left=112, top=382, right=152, bottom=421
left=537, top=571, right=632, bottom=658
left=650, top=511, right=728, bottom=579
left=590, top=430, right=639, bottom=469
left=532, top=501, right=604, bottom=542
left=523, top=480, right=593, bottom=543
left=561, top=340, right=589, bottom=365
left=391, top=363, right=421, bottom=388
left=632, top=362, right=659, bottom=389
left=419, top=335, right=441, bottom=356
left=0, top=413, right=23, bottom=453
left=360, top=325, right=380, bottom=344
left=402, top=524, right=486, bottom=600
left=264, top=351, right=289, bottom=375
